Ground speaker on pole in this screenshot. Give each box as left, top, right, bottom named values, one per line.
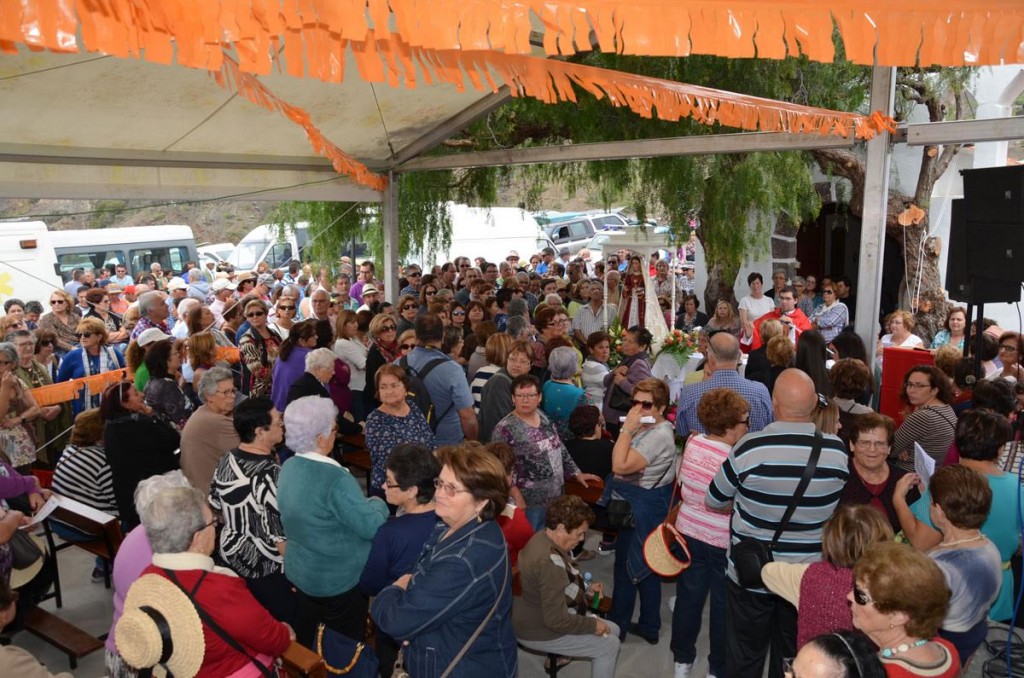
left=945, top=199, right=1021, bottom=304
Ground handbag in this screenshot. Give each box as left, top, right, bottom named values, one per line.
left=605, top=499, right=634, bottom=529
left=608, top=384, right=632, bottom=411
left=438, top=559, right=508, bottom=678
left=315, top=623, right=379, bottom=677
left=643, top=460, right=692, bottom=577
left=731, top=430, right=823, bottom=590
left=10, top=529, right=43, bottom=570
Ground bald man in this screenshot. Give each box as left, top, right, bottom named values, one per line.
left=705, top=368, right=849, bottom=678
left=676, top=331, right=773, bottom=436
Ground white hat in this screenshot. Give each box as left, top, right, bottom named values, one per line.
left=211, top=279, right=236, bottom=293
left=116, top=574, right=205, bottom=677
left=506, top=250, right=520, bottom=261
left=166, top=278, right=188, bottom=291
left=257, top=273, right=275, bottom=287
left=137, top=328, right=172, bottom=347
left=362, top=284, right=379, bottom=295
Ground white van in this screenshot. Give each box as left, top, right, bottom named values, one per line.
left=421, top=203, right=557, bottom=267
left=0, top=221, right=63, bottom=309
left=226, top=223, right=311, bottom=272
left=50, top=225, right=199, bottom=281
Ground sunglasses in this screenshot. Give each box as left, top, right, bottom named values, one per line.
left=75, top=332, right=94, bottom=339
left=852, top=584, right=874, bottom=606
left=408, top=272, right=421, bottom=278
left=452, top=310, right=466, bottom=316
left=50, top=299, right=66, bottom=305
left=246, top=311, right=266, bottom=318
left=425, top=290, right=436, bottom=296
left=277, top=305, right=296, bottom=311
left=400, top=343, right=416, bottom=350
left=402, top=304, right=417, bottom=311
left=381, top=324, right=397, bottom=332
left=630, top=399, right=655, bottom=410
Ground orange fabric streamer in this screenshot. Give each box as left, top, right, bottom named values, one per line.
left=2, top=1, right=1021, bottom=68
left=215, top=346, right=241, bottom=364
left=29, top=369, right=128, bottom=406
left=210, top=54, right=389, bottom=192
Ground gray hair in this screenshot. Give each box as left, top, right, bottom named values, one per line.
left=133, top=470, right=192, bottom=518
left=305, top=347, right=336, bottom=373
left=188, top=269, right=203, bottom=282
left=544, top=293, right=562, bottom=307
left=791, top=276, right=806, bottom=286
left=141, top=486, right=207, bottom=554
left=284, top=395, right=337, bottom=453
left=176, top=298, right=199, bottom=321
left=0, top=342, right=16, bottom=362
left=281, top=284, right=302, bottom=299
left=197, top=366, right=234, bottom=404
left=506, top=315, right=529, bottom=340
left=435, top=289, right=454, bottom=303
left=508, top=298, right=528, bottom=319
left=310, top=287, right=330, bottom=301
left=137, top=291, right=166, bottom=318
left=548, top=346, right=579, bottom=380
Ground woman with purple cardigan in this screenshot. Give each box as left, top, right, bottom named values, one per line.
left=602, top=327, right=654, bottom=435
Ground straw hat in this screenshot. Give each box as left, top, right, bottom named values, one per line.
left=642, top=519, right=692, bottom=578
left=8, top=532, right=46, bottom=589
left=116, top=574, right=205, bottom=677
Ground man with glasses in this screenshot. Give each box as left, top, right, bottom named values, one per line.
left=307, top=288, right=332, bottom=322
left=705, top=369, right=849, bottom=678
left=743, top=286, right=813, bottom=352
left=180, top=367, right=242, bottom=496
left=351, top=260, right=379, bottom=305
left=400, top=265, right=422, bottom=297
left=676, top=333, right=773, bottom=437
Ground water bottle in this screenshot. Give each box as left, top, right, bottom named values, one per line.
left=582, top=572, right=599, bottom=610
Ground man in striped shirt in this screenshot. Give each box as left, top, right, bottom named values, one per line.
left=705, top=369, right=849, bottom=678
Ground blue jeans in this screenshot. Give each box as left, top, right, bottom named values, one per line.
left=609, top=526, right=662, bottom=639
left=670, top=536, right=727, bottom=675
left=525, top=507, right=547, bottom=533
left=51, top=523, right=104, bottom=571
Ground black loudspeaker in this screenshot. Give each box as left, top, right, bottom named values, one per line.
left=946, top=199, right=1021, bottom=304
left=962, top=165, right=1024, bottom=224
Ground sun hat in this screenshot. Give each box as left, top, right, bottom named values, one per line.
left=8, top=532, right=46, bottom=589
left=166, top=278, right=188, bottom=291
left=235, top=271, right=256, bottom=284
left=137, top=328, right=172, bottom=347
left=116, top=574, right=205, bottom=677
left=362, top=284, right=379, bottom=295
left=211, top=279, right=236, bottom=293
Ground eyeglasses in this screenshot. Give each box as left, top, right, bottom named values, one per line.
left=408, top=272, right=421, bottom=278
left=215, top=387, right=237, bottom=397
left=246, top=311, right=266, bottom=318
left=49, top=299, right=65, bottom=305
left=822, top=289, right=835, bottom=295
left=514, top=391, right=540, bottom=399
left=999, top=344, right=1018, bottom=352
left=852, top=584, right=874, bottom=606
left=904, top=381, right=932, bottom=390
left=434, top=478, right=471, bottom=497
left=195, top=518, right=218, bottom=534
left=855, top=439, right=889, bottom=449
left=400, top=343, right=416, bottom=350
left=277, top=305, right=296, bottom=311
left=380, top=324, right=396, bottom=332
left=459, top=264, right=470, bottom=269
left=452, top=311, right=466, bottom=317
left=402, top=304, right=417, bottom=311
left=630, top=399, right=655, bottom=409
left=75, top=332, right=94, bottom=339
left=425, top=290, right=436, bottom=296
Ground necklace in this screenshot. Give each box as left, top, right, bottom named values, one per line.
left=938, top=534, right=985, bottom=548
left=881, top=639, right=928, bottom=658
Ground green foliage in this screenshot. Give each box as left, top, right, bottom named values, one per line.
left=88, top=200, right=128, bottom=229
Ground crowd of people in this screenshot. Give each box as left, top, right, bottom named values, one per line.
left=0, top=249, right=1020, bottom=678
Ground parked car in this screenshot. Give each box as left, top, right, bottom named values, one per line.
left=542, top=212, right=629, bottom=254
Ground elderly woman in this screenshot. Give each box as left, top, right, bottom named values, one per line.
left=607, top=378, right=677, bottom=645
left=238, top=299, right=284, bottom=398
left=396, top=293, right=419, bottom=335
left=850, top=542, right=959, bottom=675
left=269, top=295, right=298, bottom=336
left=142, top=339, right=193, bottom=430
left=470, top=334, right=513, bottom=412
left=364, top=364, right=435, bottom=499
left=0, top=342, right=47, bottom=471
left=875, top=310, right=924, bottom=363
left=10, top=330, right=67, bottom=464
left=116, top=485, right=293, bottom=676
left=56, top=317, right=126, bottom=416
left=761, top=505, right=893, bottom=650
left=787, top=631, right=886, bottom=678
left=890, top=366, right=957, bottom=471
left=930, top=307, right=967, bottom=351
left=492, top=375, right=600, bottom=532
left=839, top=413, right=918, bottom=532
left=371, top=443, right=518, bottom=677
left=808, top=282, right=849, bottom=343
left=602, top=326, right=654, bottom=433
left=278, top=396, right=389, bottom=645
left=270, top=319, right=318, bottom=412
left=914, top=465, right=1001, bottom=664
left=360, top=444, right=440, bottom=673
left=989, top=331, right=1024, bottom=381
left=894, top=408, right=1021, bottom=625
left=85, top=287, right=128, bottom=345
left=515, top=495, right=620, bottom=678
left=479, top=340, right=534, bottom=442
left=363, top=313, right=401, bottom=413
left=542, top=346, right=593, bottom=441
left=675, top=294, right=709, bottom=332
left=37, top=289, right=78, bottom=356
left=32, top=328, right=60, bottom=383
left=101, top=381, right=181, bottom=529
left=333, top=309, right=370, bottom=421
left=670, top=388, right=749, bottom=678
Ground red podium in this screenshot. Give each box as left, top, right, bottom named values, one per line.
left=878, top=347, right=935, bottom=428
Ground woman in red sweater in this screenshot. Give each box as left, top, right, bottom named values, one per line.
left=117, top=486, right=293, bottom=677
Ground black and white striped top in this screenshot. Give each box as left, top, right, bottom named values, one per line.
left=706, top=422, right=849, bottom=587
left=52, top=444, right=118, bottom=516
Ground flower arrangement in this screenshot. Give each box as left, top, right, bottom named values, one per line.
left=607, top=318, right=626, bottom=367
left=656, top=329, right=697, bottom=367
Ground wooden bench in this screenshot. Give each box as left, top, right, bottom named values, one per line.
left=281, top=641, right=327, bottom=678
left=564, top=476, right=606, bottom=506
left=338, top=433, right=373, bottom=490
left=41, top=497, right=123, bottom=601
left=22, top=606, right=104, bottom=670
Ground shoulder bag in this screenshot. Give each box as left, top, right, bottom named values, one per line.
left=730, top=430, right=823, bottom=590
left=606, top=451, right=675, bottom=530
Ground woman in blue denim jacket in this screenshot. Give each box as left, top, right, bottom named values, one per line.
left=372, top=443, right=518, bottom=678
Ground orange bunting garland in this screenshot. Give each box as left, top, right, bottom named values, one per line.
left=29, top=369, right=128, bottom=406
left=1, top=0, right=1021, bottom=69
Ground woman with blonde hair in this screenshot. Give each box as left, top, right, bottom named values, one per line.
left=56, top=316, right=126, bottom=416
left=470, top=334, right=513, bottom=413
left=38, top=289, right=79, bottom=356
left=706, top=300, right=741, bottom=338
left=187, top=332, right=218, bottom=395
left=875, top=310, right=923, bottom=363
left=333, top=309, right=370, bottom=421
left=762, top=504, right=894, bottom=650
left=397, top=329, right=417, bottom=357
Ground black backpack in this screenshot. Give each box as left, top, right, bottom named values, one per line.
left=398, top=355, right=455, bottom=432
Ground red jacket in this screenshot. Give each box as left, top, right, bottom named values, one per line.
left=748, top=308, right=812, bottom=351
left=142, top=560, right=291, bottom=677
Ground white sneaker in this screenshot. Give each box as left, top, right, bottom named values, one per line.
left=673, top=662, right=692, bottom=678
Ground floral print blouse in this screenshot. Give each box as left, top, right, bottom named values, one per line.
left=491, top=410, right=580, bottom=509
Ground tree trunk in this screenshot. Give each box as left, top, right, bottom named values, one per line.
left=704, top=258, right=739, bottom=311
